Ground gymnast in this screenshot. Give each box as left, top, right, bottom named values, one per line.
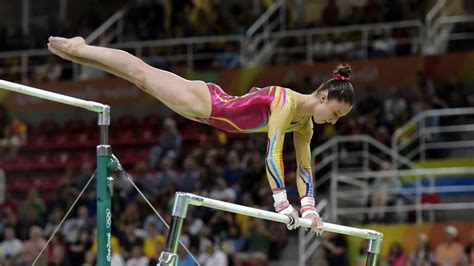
left=47, top=36, right=354, bottom=235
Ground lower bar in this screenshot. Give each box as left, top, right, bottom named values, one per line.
left=188, top=193, right=381, bottom=240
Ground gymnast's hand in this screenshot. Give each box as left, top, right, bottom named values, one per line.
left=272, top=190, right=300, bottom=230
left=48, top=36, right=86, bottom=59
left=303, top=212, right=323, bottom=236
left=283, top=206, right=300, bottom=230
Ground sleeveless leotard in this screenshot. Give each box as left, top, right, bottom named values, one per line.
left=200, top=83, right=305, bottom=133
left=198, top=83, right=314, bottom=199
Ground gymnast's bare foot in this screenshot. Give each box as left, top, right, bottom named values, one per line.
left=48, top=36, right=86, bottom=58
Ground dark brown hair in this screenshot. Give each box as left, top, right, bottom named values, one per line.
left=316, top=63, right=354, bottom=105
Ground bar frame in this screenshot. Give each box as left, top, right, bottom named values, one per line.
left=0, top=79, right=112, bottom=266
left=157, top=192, right=384, bottom=266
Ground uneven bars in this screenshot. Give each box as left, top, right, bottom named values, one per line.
left=158, top=192, right=384, bottom=266
left=0, top=79, right=107, bottom=113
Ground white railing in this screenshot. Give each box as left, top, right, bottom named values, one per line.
left=245, top=0, right=286, bottom=63
left=391, top=107, right=474, bottom=162
left=434, top=15, right=474, bottom=50
left=85, top=9, right=126, bottom=45
left=268, top=20, right=423, bottom=64
left=425, top=0, right=465, bottom=53
left=312, top=134, right=419, bottom=191
left=0, top=34, right=244, bottom=82
left=331, top=167, right=474, bottom=224
left=109, top=35, right=244, bottom=71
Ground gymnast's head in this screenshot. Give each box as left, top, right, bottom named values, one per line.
left=312, top=63, right=354, bottom=124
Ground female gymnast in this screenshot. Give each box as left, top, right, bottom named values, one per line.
left=47, top=36, right=354, bottom=235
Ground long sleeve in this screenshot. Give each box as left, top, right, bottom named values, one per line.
left=293, top=117, right=314, bottom=198
left=265, top=88, right=295, bottom=191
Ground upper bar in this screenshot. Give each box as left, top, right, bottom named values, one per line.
left=0, top=79, right=107, bottom=113
left=183, top=193, right=382, bottom=240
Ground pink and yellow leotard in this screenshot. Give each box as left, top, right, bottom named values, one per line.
left=199, top=83, right=315, bottom=199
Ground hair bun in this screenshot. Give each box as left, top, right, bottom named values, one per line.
left=333, top=63, right=352, bottom=79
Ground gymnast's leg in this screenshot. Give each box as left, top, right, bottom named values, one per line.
left=47, top=36, right=211, bottom=119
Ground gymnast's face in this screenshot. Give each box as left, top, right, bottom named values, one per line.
left=312, top=91, right=352, bottom=124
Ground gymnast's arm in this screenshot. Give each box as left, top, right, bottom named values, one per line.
left=265, top=89, right=300, bottom=229
left=293, top=119, right=323, bottom=235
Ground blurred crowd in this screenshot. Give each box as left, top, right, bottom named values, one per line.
left=0, top=0, right=431, bottom=51
left=0, top=69, right=473, bottom=264
left=0, top=0, right=264, bottom=52
left=1, top=0, right=458, bottom=83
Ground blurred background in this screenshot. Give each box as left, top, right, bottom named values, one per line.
left=0, top=0, right=474, bottom=265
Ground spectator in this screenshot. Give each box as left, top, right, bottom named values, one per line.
left=234, top=218, right=270, bottom=266
left=268, top=221, right=288, bottom=260
left=155, top=156, right=178, bottom=200
left=435, top=226, right=468, bottom=266
left=197, top=238, right=228, bottom=266
left=43, top=207, right=65, bottom=237
left=177, top=157, right=202, bottom=192
left=68, top=229, right=93, bottom=266
left=382, top=242, right=407, bottom=266
left=210, top=177, right=237, bottom=203
left=0, top=104, right=8, bottom=139
left=125, top=244, right=149, bottom=266
left=62, top=205, right=93, bottom=244
left=118, top=224, right=143, bottom=259
left=17, top=226, right=47, bottom=266
left=178, top=235, right=196, bottom=266
left=223, top=150, right=245, bottom=187
left=323, top=232, right=349, bottom=266
left=321, top=0, right=339, bottom=27
left=221, top=224, right=245, bottom=258
left=408, top=233, right=435, bottom=266
left=48, top=235, right=67, bottom=265
left=0, top=190, right=19, bottom=215
left=149, top=117, right=182, bottom=168
left=74, top=161, right=95, bottom=191
left=0, top=116, right=28, bottom=160
left=367, top=161, right=402, bottom=223
left=32, top=56, right=63, bottom=82
left=465, top=231, right=474, bottom=265
left=19, top=190, right=46, bottom=233
left=142, top=222, right=166, bottom=259
left=0, top=226, right=23, bottom=264
left=371, top=29, right=397, bottom=57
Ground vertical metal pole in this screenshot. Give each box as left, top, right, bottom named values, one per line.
left=306, top=34, right=313, bottom=64
left=97, top=106, right=111, bottom=266
left=298, top=228, right=305, bottom=266
left=279, top=0, right=286, bottom=31
left=421, top=117, right=426, bottom=161
left=366, top=235, right=383, bottom=266
left=363, top=140, right=369, bottom=172
left=22, top=0, right=30, bottom=35
left=186, top=43, right=193, bottom=72
left=415, top=175, right=422, bottom=224
left=59, top=0, right=67, bottom=23
left=117, top=16, right=124, bottom=43
left=21, top=54, right=28, bottom=83
left=157, top=192, right=190, bottom=266
left=330, top=173, right=338, bottom=221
